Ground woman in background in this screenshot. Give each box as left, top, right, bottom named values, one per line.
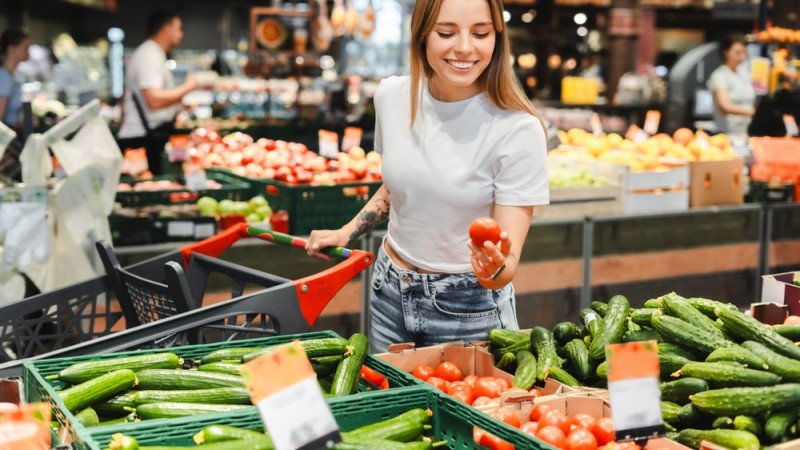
left=0, top=27, right=31, bottom=134
left=707, top=33, right=756, bottom=133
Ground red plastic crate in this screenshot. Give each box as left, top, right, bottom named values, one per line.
left=749, top=137, right=800, bottom=183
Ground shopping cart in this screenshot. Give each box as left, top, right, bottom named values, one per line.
left=0, top=222, right=372, bottom=377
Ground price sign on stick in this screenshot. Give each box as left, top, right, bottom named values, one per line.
left=318, top=130, right=339, bottom=159
left=241, top=340, right=341, bottom=450
left=590, top=113, right=604, bottom=136
left=643, top=110, right=661, bottom=136
left=184, top=162, right=208, bottom=192
left=606, top=340, right=665, bottom=442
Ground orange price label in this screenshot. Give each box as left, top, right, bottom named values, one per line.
left=318, top=129, right=340, bottom=159
left=341, top=127, right=364, bottom=152
left=605, top=340, right=665, bottom=442
left=643, top=110, right=661, bottom=135
left=241, top=341, right=341, bottom=450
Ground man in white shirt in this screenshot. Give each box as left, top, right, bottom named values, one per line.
left=117, top=10, right=197, bottom=174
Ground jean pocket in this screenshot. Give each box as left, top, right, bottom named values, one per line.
left=431, top=287, right=498, bottom=319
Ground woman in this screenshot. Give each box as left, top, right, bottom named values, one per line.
left=707, top=33, right=756, bottom=134
left=0, top=28, right=30, bottom=134
left=307, top=0, right=549, bottom=352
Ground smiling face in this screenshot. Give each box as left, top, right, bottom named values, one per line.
left=425, top=0, right=496, bottom=102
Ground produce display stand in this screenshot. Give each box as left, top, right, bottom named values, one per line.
left=24, top=331, right=422, bottom=450
left=0, top=222, right=372, bottom=377
left=115, top=171, right=252, bottom=207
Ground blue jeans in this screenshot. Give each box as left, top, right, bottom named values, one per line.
left=368, top=242, right=519, bottom=353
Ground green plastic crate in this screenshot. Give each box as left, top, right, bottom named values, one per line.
left=84, top=386, right=551, bottom=450
left=116, top=171, right=251, bottom=207
left=24, top=331, right=420, bottom=450
left=207, top=168, right=385, bottom=235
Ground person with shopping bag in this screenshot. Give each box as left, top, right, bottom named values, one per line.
left=116, top=10, right=198, bottom=175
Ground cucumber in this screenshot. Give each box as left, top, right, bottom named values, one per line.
left=50, top=353, right=181, bottom=384
left=96, top=412, right=136, bottom=427
left=242, top=338, right=349, bottom=363
left=630, top=308, right=658, bottom=327
left=661, top=293, right=729, bottom=341
left=658, top=343, right=700, bottom=361
left=57, top=369, right=136, bottom=413
left=705, top=345, right=770, bottom=371
left=677, top=403, right=709, bottom=428
left=491, top=340, right=530, bottom=361
left=197, top=362, right=243, bottom=377
left=658, top=353, right=691, bottom=379
left=661, top=401, right=682, bottom=427
left=711, top=416, right=734, bottom=429
left=764, top=408, right=800, bottom=443
left=341, top=408, right=430, bottom=442
left=624, top=329, right=661, bottom=343
left=93, top=392, right=137, bottom=417
left=686, top=297, right=738, bottom=319
left=330, top=333, right=368, bottom=396
left=677, top=361, right=781, bottom=387
left=496, top=352, right=516, bottom=372
left=199, top=347, right=262, bottom=365
left=488, top=329, right=530, bottom=348
left=772, top=324, right=800, bottom=342
left=596, top=361, right=608, bottom=380
left=547, top=366, right=582, bottom=387
left=108, top=433, right=139, bottom=450
left=587, top=295, right=630, bottom=360
left=740, top=340, right=800, bottom=382
left=733, top=415, right=762, bottom=437
left=675, top=429, right=760, bottom=450
left=590, top=301, right=608, bottom=317
left=530, top=326, right=561, bottom=382
left=75, top=406, right=99, bottom=427
left=716, top=307, right=800, bottom=360
left=643, top=298, right=661, bottom=309
left=553, top=322, right=583, bottom=345
left=311, top=355, right=345, bottom=378
left=690, top=384, right=800, bottom=416
left=564, top=339, right=592, bottom=381
left=135, top=369, right=244, bottom=390
left=133, top=387, right=252, bottom=405
left=334, top=440, right=435, bottom=450
left=512, top=350, right=537, bottom=389
left=650, top=312, right=735, bottom=356
left=193, top=424, right=269, bottom=444
left=579, top=308, right=602, bottom=339
left=659, top=377, right=709, bottom=405
left=134, top=402, right=251, bottom=419
left=626, top=318, right=642, bottom=333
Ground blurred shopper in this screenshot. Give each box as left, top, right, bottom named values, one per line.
left=306, top=0, right=549, bottom=352
left=707, top=33, right=755, bottom=133
left=117, top=10, right=197, bottom=174
left=0, top=28, right=30, bottom=135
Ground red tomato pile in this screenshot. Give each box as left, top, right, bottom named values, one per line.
left=411, top=361, right=533, bottom=407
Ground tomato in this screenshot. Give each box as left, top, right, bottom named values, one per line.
left=493, top=377, right=512, bottom=391
left=469, top=217, right=502, bottom=246
left=412, top=364, right=435, bottom=381
left=530, top=403, right=555, bottom=422
left=472, top=396, right=493, bottom=407
left=566, top=428, right=598, bottom=450
left=591, top=417, right=615, bottom=446
left=451, top=389, right=475, bottom=404
left=474, top=377, right=505, bottom=399
left=785, top=315, right=800, bottom=325
left=359, top=365, right=387, bottom=387
left=520, top=421, right=539, bottom=437
left=602, top=441, right=641, bottom=450
left=490, top=406, right=522, bottom=429
left=478, top=431, right=515, bottom=450
left=447, top=381, right=473, bottom=394
left=425, top=376, right=449, bottom=392
left=535, top=425, right=567, bottom=449
left=463, top=374, right=480, bottom=387
left=539, top=409, right=571, bottom=435
left=570, top=413, right=597, bottom=431
left=434, top=361, right=463, bottom=382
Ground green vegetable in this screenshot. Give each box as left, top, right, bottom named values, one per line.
left=691, top=384, right=800, bottom=416
left=629, top=308, right=658, bottom=327
left=341, top=408, right=430, bottom=442
left=512, top=350, right=536, bottom=389
left=547, top=366, right=582, bottom=387
left=740, top=340, right=800, bottom=382
left=733, top=415, right=762, bottom=437
left=133, top=387, right=252, bottom=405
left=330, top=333, right=368, bottom=396
left=193, top=424, right=270, bottom=444
left=705, top=345, right=770, bottom=371
left=716, top=307, right=800, bottom=360
left=623, top=329, right=661, bottom=343
left=57, top=369, right=136, bottom=413
left=590, top=301, right=608, bottom=317
left=685, top=297, right=738, bottom=319
left=677, top=361, right=781, bottom=387
left=711, top=416, right=734, bottom=429
left=553, top=321, right=583, bottom=345
left=587, top=295, right=630, bottom=360
left=658, top=353, right=691, bottom=379
left=242, top=338, right=348, bottom=363
left=659, top=377, right=709, bottom=405
left=661, top=293, right=729, bottom=341
left=197, top=362, right=243, bottom=377
left=579, top=308, right=602, bottom=339
left=135, top=369, right=244, bottom=390
left=564, top=339, right=592, bottom=381
left=199, top=347, right=262, bottom=365
left=530, top=326, right=560, bottom=382
left=650, top=312, right=734, bottom=356
left=75, top=406, right=99, bottom=427
left=496, top=351, right=516, bottom=372
left=657, top=342, right=700, bottom=361
left=134, top=402, right=251, bottom=419
left=764, top=408, right=800, bottom=443
left=488, top=329, right=531, bottom=348
left=661, top=401, right=682, bottom=427
left=49, top=353, right=180, bottom=384
left=675, top=429, right=760, bottom=450
left=772, top=324, right=800, bottom=342
left=93, top=392, right=137, bottom=417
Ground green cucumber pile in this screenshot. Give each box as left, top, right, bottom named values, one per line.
left=488, top=292, right=800, bottom=448
left=105, top=408, right=445, bottom=449
left=48, top=334, right=370, bottom=429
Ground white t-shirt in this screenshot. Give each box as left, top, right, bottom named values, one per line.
left=374, top=76, right=549, bottom=273
left=707, top=64, right=756, bottom=134
left=117, top=40, right=178, bottom=139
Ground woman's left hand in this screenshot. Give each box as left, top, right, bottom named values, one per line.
left=468, top=231, right=511, bottom=282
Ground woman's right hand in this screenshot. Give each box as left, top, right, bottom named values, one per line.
left=305, top=228, right=352, bottom=260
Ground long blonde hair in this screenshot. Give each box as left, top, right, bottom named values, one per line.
left=408, top=0, right=541, bottom=127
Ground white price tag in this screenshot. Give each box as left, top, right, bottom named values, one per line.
left=784, top=114, right=799, bottom=137
left=185, top=170, right=208, bottom=192
left=166, top=221, right=194, bottom=237
left=318, top=130, right=339, bottom=159
left=608, top=376, right=664, bottom=441
left=257, top=377, right=340, bottom=450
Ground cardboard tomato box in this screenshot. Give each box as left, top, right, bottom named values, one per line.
left=688, top=158, right=745, bottom=207
left=761, top=271, right=800, bottom=316
left=375, top=341, right=513, bottom=384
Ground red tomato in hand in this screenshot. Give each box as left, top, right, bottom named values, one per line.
left=536, top=425, right=567, bottom=448
left=469, top=217, right=502, bottom=246
left=591, top=417, right=615, bottom=446
left=434, top=361, right=463, bottom=382
left=411, top=364, right=435, bottom=381
left=566, top=428, right=598, bottom=450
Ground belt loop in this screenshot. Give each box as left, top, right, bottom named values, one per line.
left=421, top=274, right=431, bottom=297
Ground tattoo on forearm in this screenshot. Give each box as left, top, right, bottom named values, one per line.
left=349, top=197, right=390, bottom=243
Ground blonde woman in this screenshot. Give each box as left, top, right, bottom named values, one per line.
left=307, top=0, right=549, bottom=352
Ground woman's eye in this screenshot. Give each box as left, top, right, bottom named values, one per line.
left=473, top=32, right=490, bottom=38
left=437, top=32, right=454, bottom=38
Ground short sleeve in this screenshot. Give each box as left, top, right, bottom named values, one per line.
left=0, top=71, right=13, bottom=98
left=492, top=115, right=550, bottom=206
left=133, top=45, right=165, bottom=90
left=706, top=68, right=726, bottom=92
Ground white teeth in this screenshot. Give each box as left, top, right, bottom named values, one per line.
left=448, top=60, right=474, bottom=69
